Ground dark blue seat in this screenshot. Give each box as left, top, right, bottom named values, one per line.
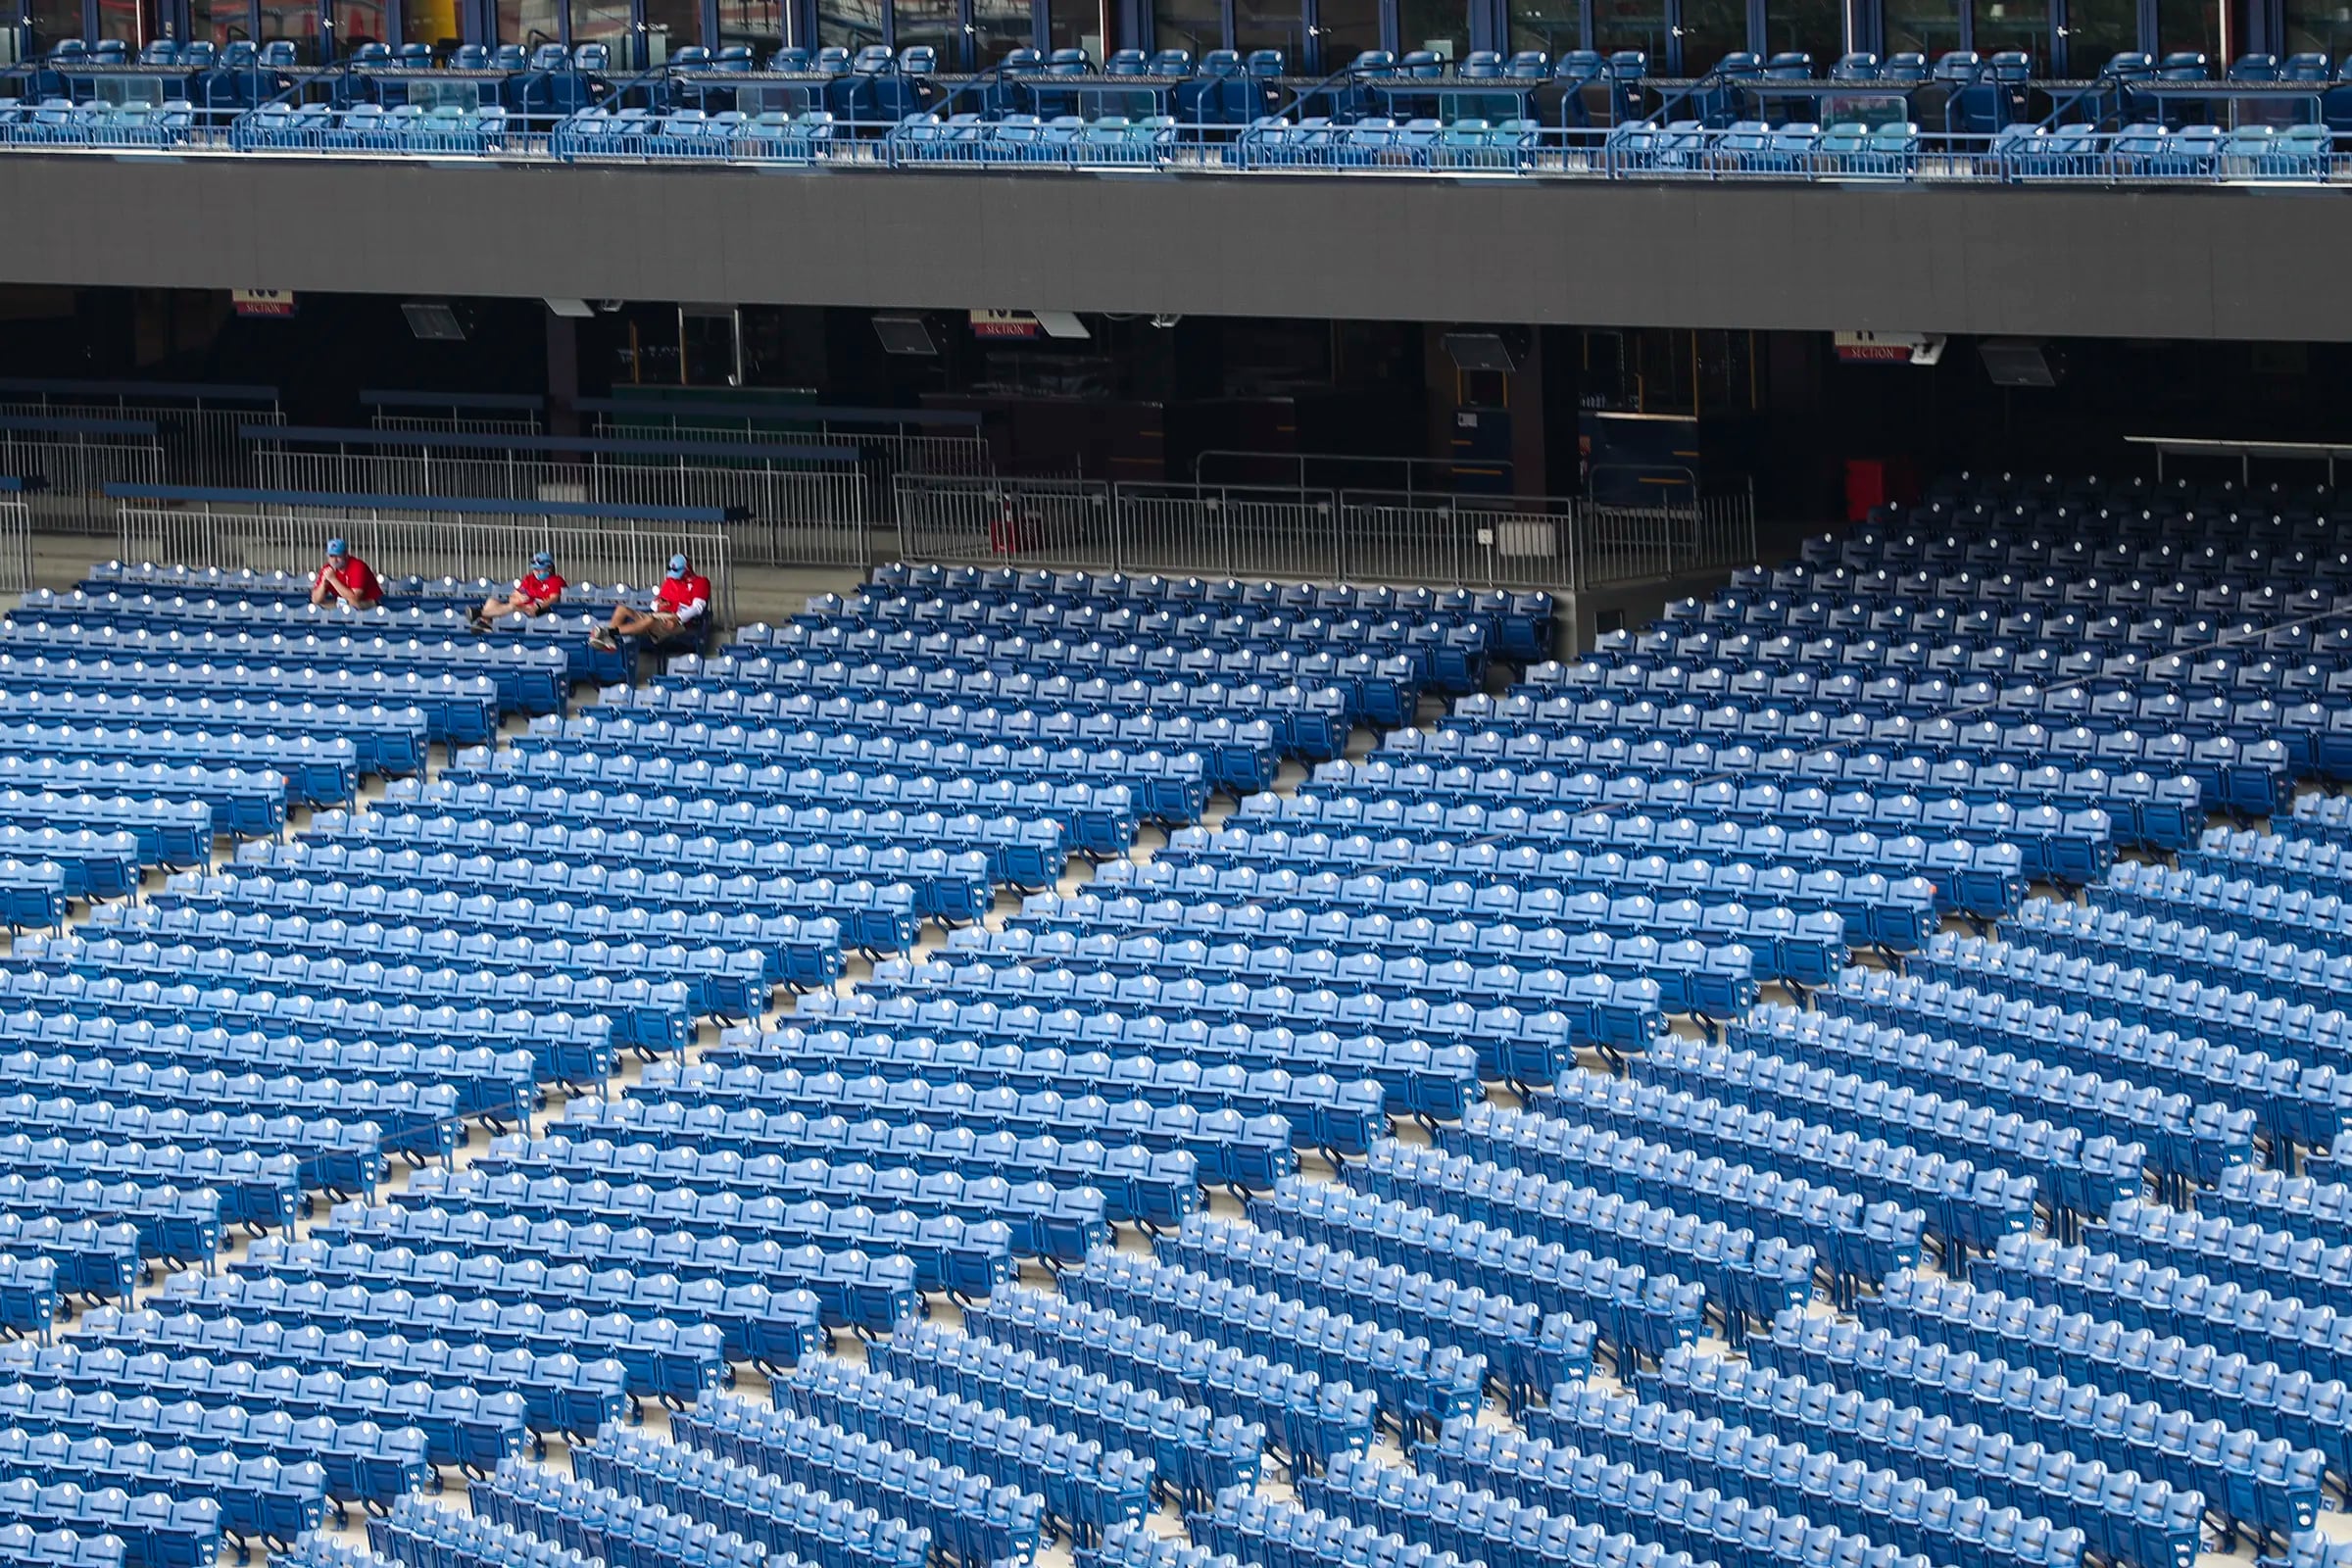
left=2230, top=51, right=2279, bottom=79
left=1880, top=49, right=1928, bottom=81
left=1831, top=50, right=1879, bottom=78
left=1764, top=50, right=1812, bottom=77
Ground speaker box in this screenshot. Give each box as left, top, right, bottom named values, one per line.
left=1979, top=337, right=2065, bottom=387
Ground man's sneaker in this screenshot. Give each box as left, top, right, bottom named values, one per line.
left=468, top=612, right=492, bottom=634
left=588, top=628, right=617, bottom=652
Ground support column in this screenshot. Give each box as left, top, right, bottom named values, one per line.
left=545, top=308, right=580, bottom=438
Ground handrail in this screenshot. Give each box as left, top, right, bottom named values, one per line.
left=103, top=481, right=738, bottom=522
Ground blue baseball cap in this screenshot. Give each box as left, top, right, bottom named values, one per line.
left=667, top=555, right=690, bottom=576
left=531, top=552, right=555, bottom=572
left=326, top=538, right=348, bottom=558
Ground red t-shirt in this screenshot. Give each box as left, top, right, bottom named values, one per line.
left=657, top=574, right=711, bottom=620
left=316, top=557, right=383, bottom=604
left=515, top=570, right=566, bottom=605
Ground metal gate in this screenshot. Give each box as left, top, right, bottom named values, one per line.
left=119, top=503, right=739, bottom=626
left=1338, top=491, right=1582, bottom=588
left=0, top=387, right=281, bottom=490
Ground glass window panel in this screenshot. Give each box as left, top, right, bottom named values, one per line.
left=1509, top=0, right=1581, bottom=53
left=1046, top=0, right=1101, bottom=54
left=567, top=0, right=629, bottom=45
left=335, top=0, right=384, bottom=46
left=2285, top=0, right=2352, bottom=58
left=2157, top=0, right=2243, bottom=56
left=402, top=0, right=458, bottom=48
left=258, top=0, right=320, bottom=55
left=646, top=0, right=703, bottom=58
left=818, top=0, right=883, bottom=47
left=1592, top=0, right=1667, bottom=59
left=1675, top=0, right=1746, bottom=68
left=1881, top=0, right=1959, bottom=56
left=94, top=0, right=145, bottom=37
left=28, top=0, right=82, bottom=48
left=1397, top=0, right=1464, bottom=54
left=889, top=0, right=955, bottom=52
left=497, top=0, right=559, bottom=44
left=1970, top=0, right=2040, bottom=58
left=1762, top=0, right=1839, bottom=61
left=2061, top=0, right=2134, bottom=67
left=1234, top=0, right=1303, bottom=64
left=191, top=0, right=250, bottom=41
left=1313, top=0, right=1381, bottom=65
left=974, top=0, right=1036, bottom=60
left=1155, top=0, right=1222, bottom=55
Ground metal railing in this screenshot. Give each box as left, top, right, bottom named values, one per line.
left=892, top=475, right=1754, bottom=591
left=592, top=413, right=994, bottom=481
left=118, top=502, right=737, bottom=624
left=0, top=429, right=168, bottom=533
left=370, top=412, right=547, bottom=437
left=0, top=393, right=280, bottom=490
left=248, top=443, right=873, bottom=568
left=0, top=498, right=31, bottom=595
left=6, top=100, right=2352, bottom=187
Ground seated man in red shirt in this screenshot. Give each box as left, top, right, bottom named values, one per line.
left=470, top=552, right=565, bottom=632
left=310, top=538, right=384, bottom=609
left=590, top=554, right=710, bottom=652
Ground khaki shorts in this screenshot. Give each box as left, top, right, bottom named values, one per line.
left=647, top=612, right=684, bottom=638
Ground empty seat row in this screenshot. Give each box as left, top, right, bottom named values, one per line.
left=1005, top=885, right=1832, bottom=993
left=1349, top=1141, right=1805, bottom=1348
left=654, top=1049, right=1388, bottom=1161
left=1635, top=1038, right=2145, bottom=1240
left=0, top=657, right=498, bottom=747
left=1146, top=832, right=1941, bottom=952
left=1731, top=1004, right=2254, bottom=1195
left=706, top=1023, right=1469, bottom=1136
left=137, top=877, right=841, bottom=992
left=1635, top=1353, right=2204, bottom=1568
left=662, top=1397, right=1043, bottom=1567
left=964, top=1284, right=1375, bottom=1475
left=166, top=858, right=919, bottom=956
left=251, top=1205, right=917, bottom=1338
left=1543, top=1072, right=2036, bottom=1266
left=323, top=1181, right=1011, bottom=1303
left=1154, top=1212, right=1592, bottom=1413
left=1440, top=1101, right=1924, bottom=1308
left=619, top=1059, right=1297, bottom=1192
left=1246, top=1178, right=1702, bottom=1376
left=1907, top=936, right=2352, bottom=1077
left=352, top=791, right=1073, bottom=888
left=1753, top=1308, right=2321, bottom=1550
left=556, top=1098, right=1202, bottom=1232
left=182, top=1241, right=822, bottom=1377
left=0, top=1427, right=322, bottom=1557
left=0, top=622, right=564, bottom=721
left=413, top=1151, right=1111, bottom=1265
left=1816, top=968, right=2352, bottom=1158
left=870, top=1317, right=1262, bottom=1508
left=764, top=1361, right=1152, bottom=1545
left=0, top=1099, right=381, bottom=1202
left=1064, top=1249, right=1488, bottom=1435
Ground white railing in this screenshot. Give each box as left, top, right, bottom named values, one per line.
left=118, top=503, right=738, bottom=624
left=895, top=475, right=1754, bottom=591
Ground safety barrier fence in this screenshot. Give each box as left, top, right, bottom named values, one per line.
left=0, top=383, right=282, bottom=490
left=894, top=476, right=1755, bottom=591
left=0, top=424, right=169, bottom=533
left=246, top=432, right=873, bottom=569
left=114, top=491, right=737, bottom=623
left=0, top=492, right=32, bottom=595
left=7, top=103, right=2350, bottom=185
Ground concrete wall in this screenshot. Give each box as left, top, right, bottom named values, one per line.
left=6, top=152, right=2350, bottom=338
